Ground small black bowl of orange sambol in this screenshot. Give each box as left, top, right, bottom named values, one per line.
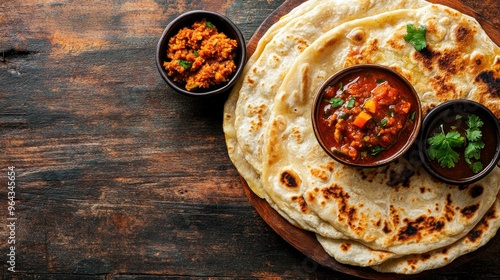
left=312, top=64, right=422, bottom=168
left=156, top=10, right=246, bottom=97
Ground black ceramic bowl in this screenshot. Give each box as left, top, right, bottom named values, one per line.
left=418, top=100, right=500, bottom=185
left=155, top=10, right=246, bottom=97
left=312, top=64, right=422, bottom=168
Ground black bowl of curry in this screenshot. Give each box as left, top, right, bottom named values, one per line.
left=156, top=10, right=246, bottom=97
left=312, top=64, right=422, bottom=168
left=418, top=100, right=500, bottom=185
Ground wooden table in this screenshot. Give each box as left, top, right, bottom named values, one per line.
left=0, top=0, right=498, bottom=279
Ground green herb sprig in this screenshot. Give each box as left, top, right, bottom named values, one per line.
left=178, top=60, right=192, bottom=70
left=370, top=146, right=385, bottom=156
left=427, top=125, right=464, bottom=168
left=404, top=24, right=427, bottom=51
left=206, top=21, right=215, bottom=28
left=464, top=114, right=485, bottom=173
left=347, top=96, right=355, bottom=108
left=426, top=114, right=485, bottom=173
left=325, top=97, right=344, bottom=108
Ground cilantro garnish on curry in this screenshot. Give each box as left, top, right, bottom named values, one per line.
left=316, top=69, right=418, bottom=164
left=427, top=113, right=486, bottom=174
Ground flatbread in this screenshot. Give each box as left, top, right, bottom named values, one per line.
left=372, top=193, right=500, bottom=274
left=232, top=0, right=429, bottom=177
left=261, top=4, right=500, bottom=255
left=316, top=194, right=500, bottom=272
left=316, top=235, right=397, bottom=266
left=223, top=0, right=500, bottom=274
left=224, top=0, right=430, bottom=239
left=223, top=0, right=338, bottom=199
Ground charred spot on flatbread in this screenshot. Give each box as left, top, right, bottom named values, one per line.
left=321, top=184, right=350, bottom=200
left=279, top=170, right=301, bottom=189
left=383, top=221, right=393, bottom=234
left=340, top=241, right=352, bottom=252
left=465, top=206, right=496, bottom=243
left=386, top=166, right=415, bottom=188
left=469, top=185, right=484, bottom=198
left=246, top=75, right=255, bottom=85
left=413, top=48, right=436, bottom=70
left=475, top=70, right=500, bottom=97
left=461, top=204, right=480, bottom=219
left=309, top=167, right=329, bottom=181
left=397, top=216, right=445, bottom=242
left=467, top=228, right=483, bottom=243
left=430, top=74, right=458, bottom=100
left=306, top=190, right=317, bottom=203
left=247, top=103, right=268, bottom=133
left=437, top=51, right=461, bottom=74
left=455, top=24, right=475, bottom=46
left=414, top=47, right=465, bottom=74
left=444, top=194, right=456, bottom=222
left=321, top=185, right=360, bottom=228
left=291, top=195, right=309, bottom=213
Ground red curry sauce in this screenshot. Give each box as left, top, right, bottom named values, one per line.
left=316, top=69, right=417, bottom=164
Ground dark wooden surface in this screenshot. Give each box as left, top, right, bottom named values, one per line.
left=0, top=0, right=498, bottom=279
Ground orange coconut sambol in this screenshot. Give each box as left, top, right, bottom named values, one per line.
left=163, top=19, right=238, bottom=91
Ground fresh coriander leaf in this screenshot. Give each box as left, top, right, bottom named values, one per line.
left=380, top=119, right=388, bottom=127
left=178, top=60, right=192, bottom=70
left=427, top=145, right=439, bottom=160
left=376, top=79, right=385, bottom=84
left=325, top=97, right=344, bottom=108
left=439, top=148, right=461, bottom=168
left=404, top=24, right=427, bottom=51
left=428, top=132, right=446, bottom=147
left=455, top=114, right=462, bottom=120
left=445, top=131, right=465, bottom=148
left=471, top=162, right=484, bottom=173
left=464, top=114, right=485, bottom=173
left=466, top=114, right=484, bottom=130
left=206, top=21, right=215, bottom=28
left=426, top=126, right=465, bottom=169
left=371, top=146, right=384, bottom=156
left=466, top=129, right=482, bottom=142
left=410, top=111, right=415, bottom=121
left=339, top=82, right=344, bottom=91
left=464, top=140, right=484, bottom=165
left=471, top=141, right=485, bottom=150
left=347, top=96, right=355, bottom=108
left=465, top=117, right=484, bottom=144
left=465, top=142, right=483, bottom=161
left=194, top=50, right=199, bottom=57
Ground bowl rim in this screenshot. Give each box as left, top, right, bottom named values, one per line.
left=311, top=64, right=422, bottom=168
left=155, top=10, right=246, bottom=97
left=418, top=99, right=500, bottom=185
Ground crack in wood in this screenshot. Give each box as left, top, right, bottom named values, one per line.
left=1, top=48, right=39, bottom=63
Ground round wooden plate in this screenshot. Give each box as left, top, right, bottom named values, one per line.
left=241, top=0, right=500, bottom=279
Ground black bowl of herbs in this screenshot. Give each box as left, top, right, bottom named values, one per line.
left=418, top=100, right=500, bottom=185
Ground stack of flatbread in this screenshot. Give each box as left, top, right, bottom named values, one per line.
left=223, top=0, right=500, bottom=275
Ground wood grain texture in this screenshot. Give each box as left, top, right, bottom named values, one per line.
left=0, top=0, right=498, bottom=279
